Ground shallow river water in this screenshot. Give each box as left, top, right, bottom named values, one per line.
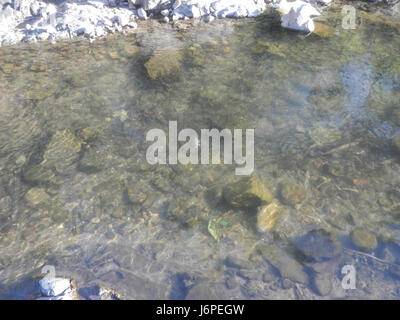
left=0, top=3, right=400, bottom=299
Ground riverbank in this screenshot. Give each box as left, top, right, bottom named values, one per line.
left=0, top=0, right=384, bottom=47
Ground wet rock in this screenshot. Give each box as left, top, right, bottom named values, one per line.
left=256, top=199, right=284, bottom=232
left=280, top=180, right=306, bottom=205
left=351, top=228, right=378, bottom=252
left=258, top=245, right=308, bottom=284
left=144, top=47, right=183, bottom=80
left=223, top=177, right=274, bottom=208
left=24, top=188, right=50, bottom=207
left=294, top=229, right=341, bottom=262
left=313, top=272, right=332, bottom=296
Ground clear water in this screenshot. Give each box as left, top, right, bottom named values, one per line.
left=0, top=4, right=400, bottom=299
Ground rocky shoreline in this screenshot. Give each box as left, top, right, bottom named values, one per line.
left=2, top=0, right=397, bottom=47
left=1, top=0, right=400, bottom=47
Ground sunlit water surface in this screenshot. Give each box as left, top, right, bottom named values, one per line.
left=0, top=4, right=400, bottom=299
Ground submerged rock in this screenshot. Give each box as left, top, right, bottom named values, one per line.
left=313, top=272, right=332, bottom=296
left=24, top=188, right=51, bottom=207
left=351, top=228, right=378, bottom=252
left=256, top=199, right=284, bottom=232
left=258, top=245, right=308, bottom=284
left=223, top=177, right=274, bottom=208
left=43, top=129, right=82, bottom=175
left=23, top=164, right=57, bottom=185
left=294, top=229, right=341, bottom=262
left=144, top=47, right=183, bottom=80
left=280, top=180, right=306, bottom=205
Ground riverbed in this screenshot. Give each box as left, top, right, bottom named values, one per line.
left=0, top=2, right=400, bottom=299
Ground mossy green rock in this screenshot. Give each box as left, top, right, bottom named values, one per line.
left=351, top=228, right=378, bottom=251
left=144, top=47, right=183, bottom=80
left=223, top=177, right=274, bottom=208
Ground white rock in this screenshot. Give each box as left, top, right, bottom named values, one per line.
left=204, top=14, right=214, bottom=22
left=39, top=278, right=72, bottom=297
left=276, top=0, right=320, bottom=17
left=137, top=7, right=147, bottom=20
left=30, top=1, right=41, bottom=16
left=281, top=4, right=319, bottom=33
left=160, top=9, right=170, bottom=16
left=162, top=15, right=169, bottom=22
